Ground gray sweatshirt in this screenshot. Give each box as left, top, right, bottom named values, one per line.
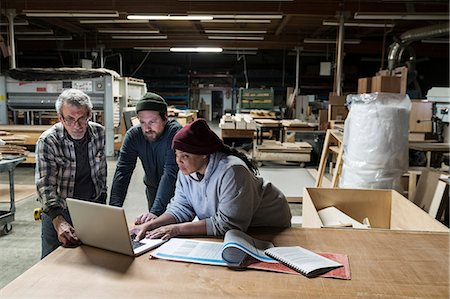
left=167, top=152, right=292, bottom=235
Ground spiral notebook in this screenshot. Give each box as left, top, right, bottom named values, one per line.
left=264, top=246, right=343, bottom=278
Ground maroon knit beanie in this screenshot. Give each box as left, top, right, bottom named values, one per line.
left=172, top=119, right=224, bottom=155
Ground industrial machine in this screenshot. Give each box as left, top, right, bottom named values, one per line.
left=1, top=68, right=146, bottom=156
left=426, top=87, right=449, bottom=143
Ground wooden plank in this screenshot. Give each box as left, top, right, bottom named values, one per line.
left=221, top=129, right=255, bottom=139
left=413, top=168, right=448, bottom=219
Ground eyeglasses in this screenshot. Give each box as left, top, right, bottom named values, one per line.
left=61, top=114, right=90, bottom=126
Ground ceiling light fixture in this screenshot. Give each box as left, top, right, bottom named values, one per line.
left=111, top=35, right=168, bottom=39
left=23, top=10, right=119, bottom=18
left=212, top=14, right=282, bottom=19
left=201, top=19, right=271, bottom=23
left=15, top=30, right=54, bottom=35
left=80, top=19, right=149, bottom=24
left=208, top=36, right=264, bottom=40
left=205, top=30, right=267, bottom=34
left=98, top=29, right=160, bottom=34
left=322, top=20, right=394, bottom=28
left=127, top=14, right=213, bottom=20
left=17, top=36, right=73, bottom=41
left=354, top=12, right=448, bottom=20
left=170, top=47, right=223, bottom=53
left=304, top=38, right=361, bottom=44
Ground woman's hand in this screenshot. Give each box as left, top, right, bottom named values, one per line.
left=146, top=224, right=182, bottom=240
left=130, top=220, right=154, bottom=240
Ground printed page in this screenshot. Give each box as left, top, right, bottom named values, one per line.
left=151, top=238, right=228, bottom=266
left=221, top=229, right=276, bottom=266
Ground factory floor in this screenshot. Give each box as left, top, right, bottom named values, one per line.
left=0, top=122, right=316, bottom=289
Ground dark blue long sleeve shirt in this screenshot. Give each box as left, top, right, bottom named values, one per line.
left=110, top=119, right=182, bottom=215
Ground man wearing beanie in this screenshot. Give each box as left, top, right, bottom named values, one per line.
left=110, top=92, right=182, bottom=223
left=132, top=119, right=291, bottom=240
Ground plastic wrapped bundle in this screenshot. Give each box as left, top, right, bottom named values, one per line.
left=340, top=92, right=411, bottom=191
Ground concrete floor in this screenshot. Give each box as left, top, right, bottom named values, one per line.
left=0, top=144, right=314, bottom=289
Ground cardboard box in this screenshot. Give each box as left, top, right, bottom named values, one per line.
left=328, top=94, right=346, bottom=105
left=357, top=77, right=372, bottom=94
left=303, top=187, right=449, bottom=232
left=327, top=104, right=348, bottom=121
left=410, top=100, right=432, bottom=133
left=371, top=75, right=403, bottom=93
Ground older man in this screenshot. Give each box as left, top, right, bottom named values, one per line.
left=36, top=89, right=107, bottom=258
left=110, top=92, right=182, bottom=224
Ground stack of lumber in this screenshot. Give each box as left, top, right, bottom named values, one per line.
left=257, top=140, right=312, bottom=153
left=250, top=110, right=276, bottom=119
left=0, top=144, right=29, bottom=157
left=0, top=131, right=28, bottom=145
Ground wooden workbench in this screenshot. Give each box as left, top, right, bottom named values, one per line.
left=409, top=142, right=450, bottom=168
left=1, top=228, right=448, bottom=298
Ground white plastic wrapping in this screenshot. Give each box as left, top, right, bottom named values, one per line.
left=340, top=92, right=411, bottom=191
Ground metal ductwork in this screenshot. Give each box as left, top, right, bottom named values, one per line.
left=388, top=23, right=450, bottom=71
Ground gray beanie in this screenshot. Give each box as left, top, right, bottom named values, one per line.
left=136, top=92, right=167, bottom=113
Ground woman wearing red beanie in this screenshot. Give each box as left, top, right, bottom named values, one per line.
left=132, top=119, right=291, bottom=240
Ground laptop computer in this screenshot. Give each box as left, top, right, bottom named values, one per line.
left=66, top=198, right=167, bottom=256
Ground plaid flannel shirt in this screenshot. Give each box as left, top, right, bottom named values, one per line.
left=35, top=122, right=107, bottom=219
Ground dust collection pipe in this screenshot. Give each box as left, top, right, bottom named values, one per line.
left=6, top=9, right=17, bottom=69
left=388, top=23, right=449, bottom=71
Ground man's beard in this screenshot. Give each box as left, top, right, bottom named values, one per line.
left=144, top=130, right=162, bottom=142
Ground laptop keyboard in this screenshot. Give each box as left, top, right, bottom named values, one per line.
left=132, top=239, right=145, bottom=249
left=130, top=234, right=144, bottom=249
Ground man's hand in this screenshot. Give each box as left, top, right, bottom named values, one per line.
left=52, top=215, right=81, bottom=247
left=134, top=212, right=158, bottom=225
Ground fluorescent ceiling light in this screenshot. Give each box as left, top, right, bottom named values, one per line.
left=98, top=29, right=160, bottom=34
left=17, top=36, right=73, bottom=41
left=127, top=14, right=213, bottom=20
left=201, top=19, right=271, bottom=23
left=111, top=35, right=167, bottom=39
left=213, top=14, right=282, bottom=19
left=208, top=35, right=264, bottom=40
left=421, top=38, right=450, bottom=44
left=23, top=10, right=119, bottom=18
left=170, top=47, right=223, bottom=53
left=80, top=19, right=149, bottom=24
left=354, top=12, right=448, bottom=20
left=322, top=20, right=394, bottom=28
left=304, top=38, right=361, bottom=44
left=15, top=30, right=54, bottom=35
left=205, top=30, right=267, bottom=34
left=0, top=20, right=29, bottom=26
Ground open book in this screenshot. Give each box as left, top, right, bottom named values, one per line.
left=150, top=229, right=350, bottom=279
